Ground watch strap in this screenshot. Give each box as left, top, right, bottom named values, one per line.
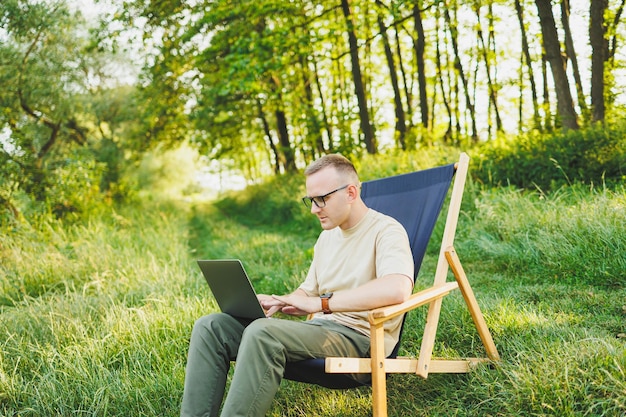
left=320, top=292, right=333, bottom=314
left=321, top=297, right=331, bottom=314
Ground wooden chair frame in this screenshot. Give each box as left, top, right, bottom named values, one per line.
left=323, top=153, right=500, bottom=417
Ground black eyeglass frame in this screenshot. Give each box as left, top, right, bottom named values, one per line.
left=302, top=184, right=349, bottom=209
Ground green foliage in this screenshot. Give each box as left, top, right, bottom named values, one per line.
left=46, top=149, right=109, bottom=216
left=129, top=143, right=202, bottom=201
left=0, top=0, right=146, bottom=223
left=0, top=149, right=111, bottom=226
left=474, top=121, right=626, bottom=190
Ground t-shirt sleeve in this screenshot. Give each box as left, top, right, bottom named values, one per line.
left=375, top=220, right=414, bottom=282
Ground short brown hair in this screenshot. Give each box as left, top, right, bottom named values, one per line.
left=304, top=154, right=359, bottom=184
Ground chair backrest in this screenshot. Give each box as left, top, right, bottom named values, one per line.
left=360, top=163, right=456, bottom=279
left=360, top=163, right=456, bottom=357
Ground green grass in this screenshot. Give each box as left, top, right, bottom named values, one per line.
left=1, top=177, right=625, bottom=416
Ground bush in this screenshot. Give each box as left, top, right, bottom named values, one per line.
left=473, top=122, right=626, bottom=190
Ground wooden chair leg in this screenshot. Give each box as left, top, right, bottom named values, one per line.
left=415, top=297, right=443, bottom=378
left=445, top=246, right=500, bottom=361
left=370, top=321, right=388, bottom=417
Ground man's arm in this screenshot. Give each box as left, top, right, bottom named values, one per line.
left=269, top=273, right=413, bottom=316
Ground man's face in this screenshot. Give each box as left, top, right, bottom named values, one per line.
left=304, top=167, right=351, bottom=230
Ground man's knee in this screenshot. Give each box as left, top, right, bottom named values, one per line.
left=240, top=318, right=289, bottom=351
left=191, top=313, right=225, bottom=337
left=191, top=313, right=243, bottom=344
left=241, top=317, right=275, bottom=338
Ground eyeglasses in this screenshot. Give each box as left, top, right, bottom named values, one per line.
left=302, top=184, right=349, bottom=209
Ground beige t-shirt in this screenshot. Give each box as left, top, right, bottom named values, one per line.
left=299, top=208, right=414, bottom=356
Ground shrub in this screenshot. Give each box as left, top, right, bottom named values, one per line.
left=473, top=122, right=626, bottom=190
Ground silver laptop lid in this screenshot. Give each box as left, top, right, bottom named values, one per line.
left=197, top=259, right=266, bottom=320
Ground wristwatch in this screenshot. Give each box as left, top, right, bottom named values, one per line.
left=320, top=292, right=334, bottom=314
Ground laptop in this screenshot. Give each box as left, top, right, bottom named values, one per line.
left=197, top=259, right=267, bottom=320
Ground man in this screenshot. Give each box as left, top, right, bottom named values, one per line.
left=181, top=154, right=414, bottom=417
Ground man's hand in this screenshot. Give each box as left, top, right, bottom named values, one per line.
left=270, top=293, right=319, bottom=316
left=258, top=294, right=286, bottom=317
left=258, top=290, right=318, bottom=317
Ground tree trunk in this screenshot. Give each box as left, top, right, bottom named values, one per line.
left=413, top=3, right=429, bottom=130
left=474, top=2, right=503, bottom=134
left=332, top=52, right=353, bottom=152
left=256, top=99, right=281, bottom=174
left=590, top=0, right=608, bottom=123
left=541, top=52, right=553, bottom=131
left=608, top=0, right=625, bottom=63
left=534, top=0, right=579, bottom=130
left=394, top=26, right=413, bottom=124
left=435, top=6, right=453, bottom=143
left=311, top=55, right=334, bottom=153
left=0, top=195, right=21, bottom=219
left=299, top=54, right=326, bottom=157
left=377, top=13, right=406, bottom=149
left=275, top=107, right=296, bottom=172
left=560, top=0, right=588, bottom=117
left=515, top=0, right=542, bottom=131
left=443, top=4, right=478, bottom=142
left=267, top=74, right=296, bottom=173
left=340, top=0, right=377, bottom=154
left=518, top=50, right=524, bottom=132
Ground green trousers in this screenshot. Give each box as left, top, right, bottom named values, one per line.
left=180, top=313, right=371, bottom=417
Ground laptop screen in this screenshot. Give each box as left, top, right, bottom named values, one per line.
left=197, top=259, right=267, bottom=320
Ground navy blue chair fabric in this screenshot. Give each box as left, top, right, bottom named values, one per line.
left=283, top=163, right=456, bottom=388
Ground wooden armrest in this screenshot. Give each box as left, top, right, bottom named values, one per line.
left=368, top=281, right=459, bottom=324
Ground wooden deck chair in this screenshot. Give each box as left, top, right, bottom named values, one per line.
left=283, top=153, right=500, bottom=417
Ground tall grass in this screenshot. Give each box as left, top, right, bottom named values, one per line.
left=0, top=203, right=201, bottom=416
left=463, top=184, right=626, bottom=288
left=1, top=159, right=625, bottom=416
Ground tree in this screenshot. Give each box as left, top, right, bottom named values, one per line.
left=298, top=53, right=327, bottom=159
left=0, top=0, right=112, bottom=215
left=434, top=4, right=453, bottom=142
left=590, top=0, right=609, bottom=123
left=474, top=0, right=503, bottom=135
left=375, top=5, right=407, bottom=148
left=111, top=0, right=623, bottom=178
left=607, top=0, right=625, bottom=65
left=560, top=0, right=588, bottom=118
left=442, top=1, right=478, bottom=142
left=412, top=2, right=430, bottom=131
left=534, top=0, right=579, bottom=130
left=514, top=0, right=542, bottom=131
left=340, top=0, right=377, bottom=153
